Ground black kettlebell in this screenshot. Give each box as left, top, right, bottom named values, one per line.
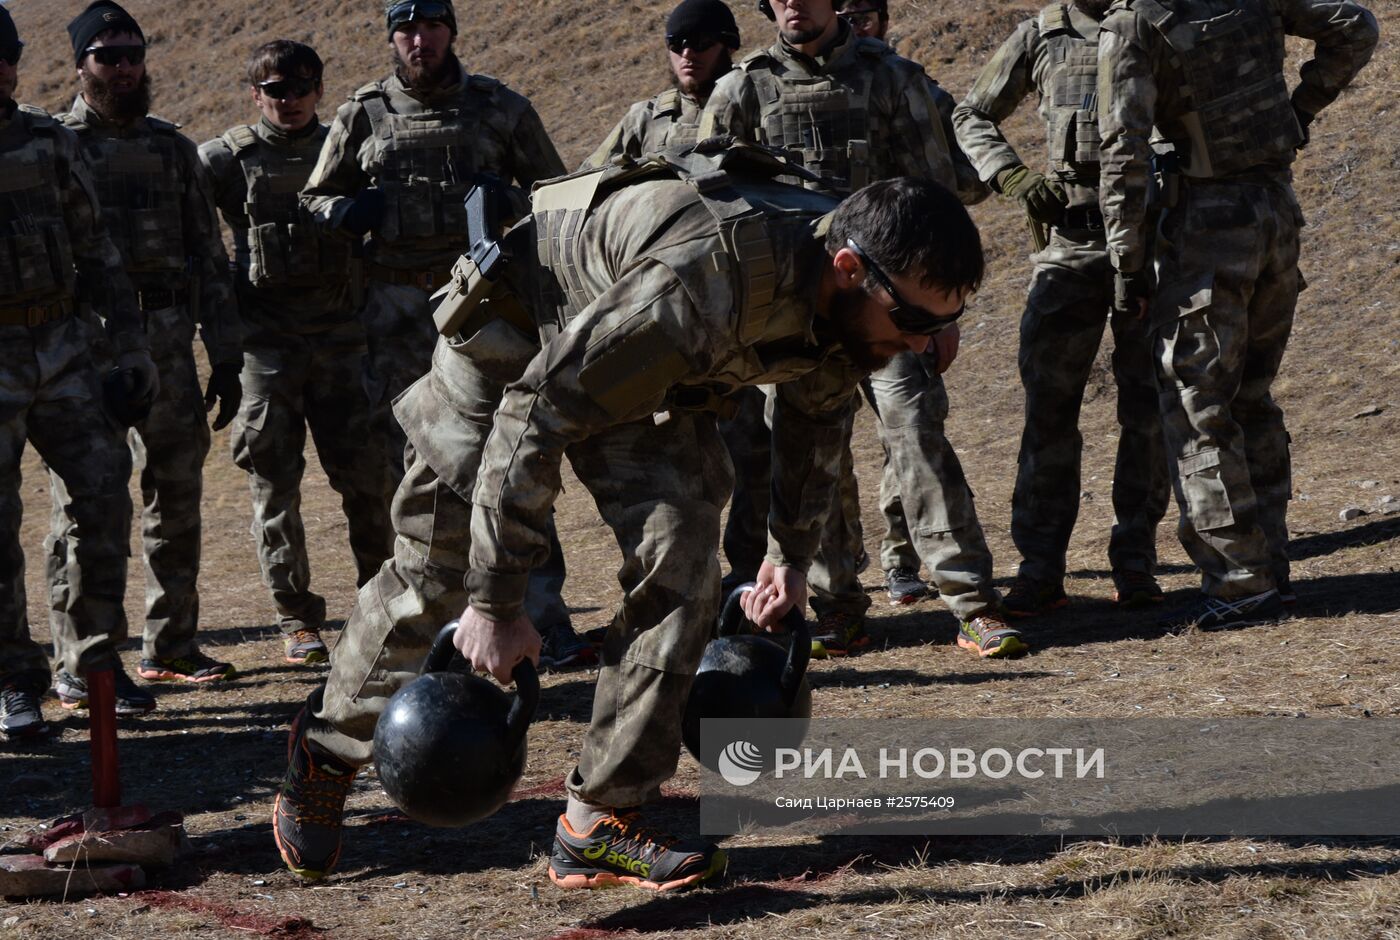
left=681, top=583, right=812, bottom=770
left=372, top=622, right=539, bottom=827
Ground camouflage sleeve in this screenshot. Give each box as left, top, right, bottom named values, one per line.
left=697, top=68, right=760, bottom=141
left=579, top=101, right=647, bottom=170
left=466, top=259, right=718, bottom=620
left=507, top=100, right=567, bottom=189
left=952, top=19, right=1037, bottom=185
left=928, top=80, right=989, bottom=205
left=766, top=369, right=862, bottom=571
left=180, top=135, right=242, bottom=364
left=197, top=136, right=252, bottom=289
left=57, top=127, right=145, bottom=352
left=885, top=63, right=957, bottom=192
left=1281, top=0, right=1379, bottom=119
left=301, top=99, right=373, bottom=232
left=1097, top=8, right=1158, bottom=273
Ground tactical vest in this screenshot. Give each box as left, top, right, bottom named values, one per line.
left=644, top=89, right=702, bottom=153
left=0, top=107, right=78, bottom=304
left=1133, top=0, right=1301, bottom=177
left=742, top=44, right=885, bottom=194
left=1039, top=5, right=1102, bottom=177
left=64, top=115, right=187, bottom=276
left=357, top=75, right=507, bottom=246
left=529, top=143, right=835, bottom=346
left=222, top=125, right=351, bottom=288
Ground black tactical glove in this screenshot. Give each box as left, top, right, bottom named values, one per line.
left=340, top=187, right=385, bottom=237
left=996, top=164, right=1068, bottom=224
left=1292, top=102, right=1315, bottom=149
left=1113, top=269, right=1151, bottom=319
left=204, top=362, right=242, bottom=431
left=103, top=349, right=160, bottom=427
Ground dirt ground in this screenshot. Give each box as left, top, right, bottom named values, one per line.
left=4, top=1, right=1400, bottom=937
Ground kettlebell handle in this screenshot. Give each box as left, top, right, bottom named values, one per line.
left=717, top=584, right=810, bottom=709
left=426, top=621, right=541, bottom=744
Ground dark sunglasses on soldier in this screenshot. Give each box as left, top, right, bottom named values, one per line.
left=846, top=238, right=964, bottom=335
left=257, top=77, right=318, bottom=100
left=838, top=9, right=880, bottom=30
left=84, top=44, right=146, bottom=67
left=666, top=35, right=720, bottom=55
left=0, top=43, right=22, bottom=67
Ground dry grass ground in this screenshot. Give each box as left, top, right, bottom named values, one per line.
left=4, top=1, right=1400, bottom=937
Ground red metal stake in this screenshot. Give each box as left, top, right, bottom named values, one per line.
left=87, top=668, right=122, bottom=809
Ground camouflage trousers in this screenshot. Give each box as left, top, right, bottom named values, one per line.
left=306, top=333, right=573, bottom=769
left=862, top=377, right=922, bottom=573
left=229, top=329, right=393, bottom=635
left=1, top=317, right=131, bottom=682
left=360, top=281, right=439, bottom=488
left=1151, top=178, right=1300, bottom=598
left=49, top=304, right=209, bottom=662
left=815, top=352, right=999, bottom=621
left=1012, top=229, right=1169, bottom=585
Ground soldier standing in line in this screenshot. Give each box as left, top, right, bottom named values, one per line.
left=271, top=145, right=984, bottom=887
left=0, top=4, right=161, bottom=734
left=701, top=0, right=1020, bottom=658
left=300, top=1, right=585, bottom=666
left=582, top=0, right=741, bottom=168
left=50, top=1, right=244, bottom=704
left=1098, top=0, right=1377, bottom=629
left=200, top=41, right=393, bottom=666
left=952, top=0, right=1171, bottom=619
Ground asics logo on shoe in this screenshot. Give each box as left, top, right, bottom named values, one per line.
left=583, top=841, right=608, bottom=861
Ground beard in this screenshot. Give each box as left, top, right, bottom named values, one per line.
left=830, top=288, right=898, bottom=372
left=394, top=49, right=459, bottom=91
left=1074, top=0, right=1115, bottom=18
left=780, top=24, right=828, bottom=45
left=669, top=52, right=732, bottom=100
left=80, top=68, right=151, bottom=122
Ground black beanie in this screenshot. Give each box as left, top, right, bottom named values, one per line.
left=1, top=6, right=21, bottom=54
left=666, top=0, right=741, bottom=49
left=67, top=1, right=145, bottom=65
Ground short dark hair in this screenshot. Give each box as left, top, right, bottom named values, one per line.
left=245, top=40, right=323, bottom=87
left=827, top=177, right=983, bottom=294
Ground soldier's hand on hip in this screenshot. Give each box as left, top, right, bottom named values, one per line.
left=996, top=165, right=1067, bottom=224
left=454, top=606, right=541, bottom=686
left=204, top=362, right=242, bottom=431
left=741, top=561, right=808, bottom=631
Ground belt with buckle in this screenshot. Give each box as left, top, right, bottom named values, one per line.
left=0, top=299, right=74, bottom=327
left=137, top=287, right=178, bottom=311
left=1058, top=207, right=1105, bottom=231
left=368, top=263, right=453, bottom=292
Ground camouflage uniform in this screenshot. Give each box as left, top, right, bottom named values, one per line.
left=0, top=102, right=145, bottom=682
left=200, top=118, right=393, bottom=637
left=300, top=66, right=565, bottom=485
left=582, top=88, right=707, bottom=168
left=953, top=3, right=1170, bottom=588
left=49, top=95, right=240, bottom=663
left=308, top=161, right=857, bottom=812
left=1098, top=0, right=1377, bottom=597
left=700, top=24, right=1000, bottom=623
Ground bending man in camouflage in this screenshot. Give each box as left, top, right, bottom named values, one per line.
left=50, top=1, right=243, bottom=699
left=953, top=0, right=1170, bottom=618
left=0, top=3, right=159, bottom=736
left=1098, top=0, right=1377, bottom=630
left=271, top=146, right=982, bottom=889
left=583, top=0, right=741, bottom=168
left=701, top=0, right=1017, bottom=658
left=201, top=41, right=393, bottom=666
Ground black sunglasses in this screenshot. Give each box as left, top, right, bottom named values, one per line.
left=846, top=238, right=964, bottom=335
left=0, top=42, right=23, bottom=67
left=838, top=9, right=881, bottom=28
left=666, top=35, right=720, bottom=55
left=257, top=77, right=318, bottom=100
left=84, top=44, right=146, bottom=67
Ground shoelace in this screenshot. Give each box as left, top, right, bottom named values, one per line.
left=285, top=746, right=356, bottom=827
left=1, top=685, right=35, bottom=716
left=290, top=630, right=322, bottom=647
left=600, top=814, right=678, bottom=859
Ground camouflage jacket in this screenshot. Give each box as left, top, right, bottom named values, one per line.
left=0, top=102, right=145, bottom=353
left=581, top=87, right=708, bottom=170
left=1098, top=0, right=1378, bottom=272
left=60, top=95, right=241, bottom=365
left=953, top=3, right=1108, bottom=210
left=466, top=174, right=864, bottom=621
left=698, top=24, right=961, bottom=196
left=300, top=65, right=566, bottom=272
left=200, top=118, right=357, bottom=339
